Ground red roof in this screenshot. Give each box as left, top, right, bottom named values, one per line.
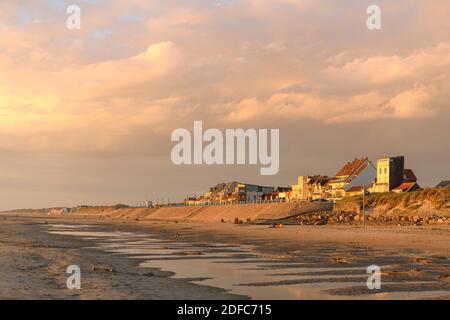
left=404, top=169, right=417, bottom=181
left=393, top=182, right=417, bottom=192
left=346, top=186, right=364, bottom=193
left=335, top=158, right=368, bottom=177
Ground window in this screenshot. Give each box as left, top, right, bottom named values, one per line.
left=384, top=168, right=387, bottom=174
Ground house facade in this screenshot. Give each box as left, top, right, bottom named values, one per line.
left=370, top=156, right=420, bottom=194
left=291, top=175, right=330, bottom=201
left=328, top=157, right=376, bottom=201
left=261, top=187, right=292, bottom=201
left=371, top=156, right=405, bottom=193
left=186, top=181, right=275, bottom=205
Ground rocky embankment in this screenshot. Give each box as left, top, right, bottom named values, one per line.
left=290, top=187, right=450, bottom=226
left=287, top=210, right=449, bottom=226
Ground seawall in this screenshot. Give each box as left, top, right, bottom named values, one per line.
left=70, top=202, right=333, bottom=223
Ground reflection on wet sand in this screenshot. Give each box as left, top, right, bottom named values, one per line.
left=46, top=224, right=450, bottom=300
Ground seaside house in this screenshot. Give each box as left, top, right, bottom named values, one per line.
left=371, top=156, right=405, bottom=193
left=436, top=181, right=450, bottom=188
left=370, top=156, right=420, bottom=194
left=392, top=168, right=420, bottom=193
left=327, top=157, right=376, bottom=201
left=184, top=196, right=203, bottom=206
left=291, top=176, right=331, bottom=201
left=309, top=176, right=332, bottom=200
left=50, top=207, right=72, bottom=215
left=291, top=176, right=310, bottom=200
left=261, top=186, right=292, bottom=202
left=200, top=182, right=275, bottom=204
left=392, top=181, right=420, bottom=193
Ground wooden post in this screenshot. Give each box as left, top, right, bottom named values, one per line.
left=362, top=186, right=366, bottom=228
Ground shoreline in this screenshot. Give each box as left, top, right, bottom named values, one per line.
left=3, top=212, right=450, bottom=255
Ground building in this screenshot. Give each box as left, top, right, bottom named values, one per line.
left=328, top=157, right=376, bottom=201
left=403, top=169, right=417, bottom=183
left=261, top=187, right=292, bottom=201
left=242, top=183, right=275, bottom=202
left=371, top=156, right=405, bottom=192
left=291, top=175, right=330, bottom=201
left=370, top=156, right=420, bottom=194
left=50, top=207, right=72, bottom=215
left=309, top=176, right=332, bottom=200
left=345, top=186, right=366, bottom=197
left=188, top=182, right=275, bottom=204
left=393, top=182, right=421, bottom=193
left=291, top=176, right=310, bottom=200
left=184, top=197, right=203, bottom=206
left=392, top=168, right=421, bottom=193
left=435, top=181, right=450, bottom=188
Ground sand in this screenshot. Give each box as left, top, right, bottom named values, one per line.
left=0, top=213, right=448, bottom=299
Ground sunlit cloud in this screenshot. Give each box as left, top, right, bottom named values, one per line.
left=0, top=0, right=449, bottom=209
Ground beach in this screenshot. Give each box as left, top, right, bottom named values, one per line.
left=0, top=214, right=448, bottom=300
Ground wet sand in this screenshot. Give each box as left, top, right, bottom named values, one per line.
left=0, top=218, right=244, bottom=299
left=0, top=215, right=449, bottom=299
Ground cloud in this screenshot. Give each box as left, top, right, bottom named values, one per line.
left=217, top=42, right=450, bottom=125
left=325, top=43, right=450, bottom=85
left=0, top=40, right=184, bottom=153
left=0, top=1, right=449, bottom=156
left=0, top=1, right=450, bottom=209
left=389, top=86, right=436, bottom=119
left=218, top=88, right=437, bottom=125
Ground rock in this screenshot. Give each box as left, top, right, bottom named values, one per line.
left=331, top=256, right=349, bottom=264
left=354, top=215, right=361, bottom=222
left=412, top=216, right=421, bottom=223
left=411, top=257, right=431, bottom=265
left=436, top=274, right=450, bottom=282
left=91, top=265, right=114, bottom=272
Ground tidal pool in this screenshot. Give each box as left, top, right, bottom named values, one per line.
left=45, top=223, right=449, bottom=300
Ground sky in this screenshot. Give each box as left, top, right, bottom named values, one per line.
left=0, top=0, right=449, bottom=210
